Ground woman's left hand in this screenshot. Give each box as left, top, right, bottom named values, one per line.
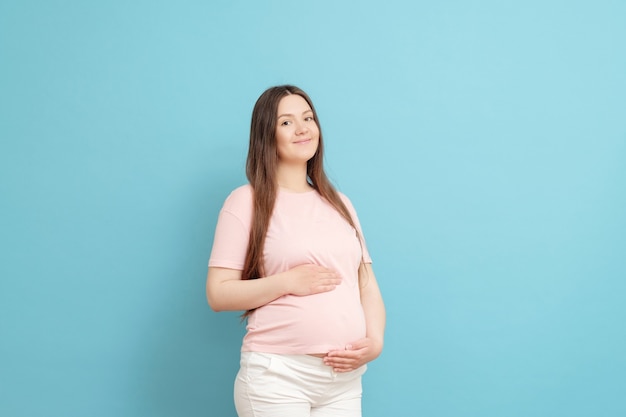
left=323, top=337, right=383, bottom=373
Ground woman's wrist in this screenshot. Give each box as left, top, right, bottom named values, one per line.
left=271, top=270, right=292, bottom=297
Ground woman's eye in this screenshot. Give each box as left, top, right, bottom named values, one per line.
left=305, top=116, right=314, bottom=122
left=281, top=120, right=291, bottom=126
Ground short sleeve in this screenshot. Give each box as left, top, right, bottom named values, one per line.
left=208, top=186, right=253, bottom=270
left=340, top=193, right=372, bottom=264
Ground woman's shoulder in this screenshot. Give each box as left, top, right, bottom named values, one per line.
left=337, top=190, right=356, bottom=210
left=222, top=184, right=253, bottom=212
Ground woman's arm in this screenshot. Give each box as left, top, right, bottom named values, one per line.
left=359, top=263, right=386, bottom=354
left=206, top=264, right=342, bottom=312
left=324, top=263, right=386, bottom=372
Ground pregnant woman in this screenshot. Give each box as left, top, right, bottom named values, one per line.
left=206, top=85, right=385, bottom=417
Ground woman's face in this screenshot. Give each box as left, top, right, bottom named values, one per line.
left=275, top=94, right=320, bottom=165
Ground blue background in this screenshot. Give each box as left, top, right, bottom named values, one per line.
left=1, top=1, right=625, bottom=416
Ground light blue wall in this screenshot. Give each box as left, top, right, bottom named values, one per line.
left=1, top=1, right=625, bottom=416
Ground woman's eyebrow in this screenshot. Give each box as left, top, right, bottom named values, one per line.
left=277, top=110, right=313, bottom=119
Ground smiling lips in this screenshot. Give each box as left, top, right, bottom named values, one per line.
left=294, top=138, right=312, bottom=144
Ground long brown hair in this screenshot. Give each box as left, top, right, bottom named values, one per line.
left=242, top=85, right=360, bottom=314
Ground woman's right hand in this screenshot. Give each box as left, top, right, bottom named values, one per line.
left=284, top=264, right=342, bottom=296
left=206, top=264, right=341, bottom=312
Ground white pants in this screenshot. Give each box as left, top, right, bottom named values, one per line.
left=234, top=352, right=367, bottom=417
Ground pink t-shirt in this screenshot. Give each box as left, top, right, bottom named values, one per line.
left=209, top=184, right=372, bottom=354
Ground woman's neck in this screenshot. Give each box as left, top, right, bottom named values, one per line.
left=276, top=163, right=312, bottom=193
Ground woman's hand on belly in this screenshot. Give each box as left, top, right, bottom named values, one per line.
left=323, top=337, right=383, bottom=373
left=282, top=264, right=342, bottom=296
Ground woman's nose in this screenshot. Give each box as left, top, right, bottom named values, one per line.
left=295, top=121, right=309, bottom=134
